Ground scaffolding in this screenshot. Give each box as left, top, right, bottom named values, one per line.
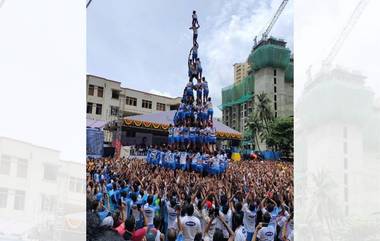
left=221, top=40, right=293, bottom=110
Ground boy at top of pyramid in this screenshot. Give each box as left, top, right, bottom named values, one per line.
left=192, top=10, right=198, bottom=27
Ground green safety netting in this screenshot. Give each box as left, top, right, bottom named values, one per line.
left=285, top=62, right=293, bottom=82
left=248, top=44, right=290, bottom=71
left=221, top=75, right=254, bottom=110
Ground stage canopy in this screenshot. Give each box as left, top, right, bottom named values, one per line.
left=87, top=119, right=106, bottom=129
left=122, top=110, right=242, bottom=140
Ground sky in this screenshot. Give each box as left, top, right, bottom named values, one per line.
left=87, top=0, right=293, bottom=117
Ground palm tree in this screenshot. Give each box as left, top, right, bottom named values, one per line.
left=246, top=112, right=264, bottom=152
left=255, top=93, right=274, bottom=133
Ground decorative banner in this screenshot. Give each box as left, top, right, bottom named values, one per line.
left=123, top=118, right=242, bottom=140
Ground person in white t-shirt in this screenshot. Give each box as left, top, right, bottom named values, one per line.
left=216, top=205, right=232, bottom=239
left=180, top=204, right=202, bottom=241
left=253, top=212, right=275, bottom=241
left=204, top=208, right=218, bottom=241
left=144, top=195, right=158, bottom=227
left=167, top=198, right=179, bottom=230
left=233, top=213, right=247, bottom=241
left=242, top=200, right=258, bottom=241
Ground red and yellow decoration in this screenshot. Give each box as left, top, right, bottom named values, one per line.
left=123, top=118, right=242, bottom=140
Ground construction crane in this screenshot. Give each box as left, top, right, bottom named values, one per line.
left=259, top=0, right=289, bottom=42
left=322, top=0, right=369, bottom=67
left=86, top=0, right=93, bottom=8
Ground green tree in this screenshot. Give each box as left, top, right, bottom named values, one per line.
left=246, top=93, right=272, bottom=152
left=246, top=112, right=264, bottom=152
left=255, top=93, right=274, bottom=133
left=265, top=116, right=294, bottom=158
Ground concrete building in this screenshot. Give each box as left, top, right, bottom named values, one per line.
left=87, top=75, right=182, bottom=123
left=233, top=62, right=251, bottom=83
left=221, top=37, right=293, bottom=148
left=0, top=137, right=85, bottom=240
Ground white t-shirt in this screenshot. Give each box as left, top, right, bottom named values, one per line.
left=181, top=215, right=202, bottom=241
left=155, top=229, right=162, bottom=241
left=131, top=202, right=141, bottom=222
left=204, top=216, right=217, bottom=241
left=256, top=226, right=275, bottom=241
left=242, top=203, right=257, bottom=232
left=180, top=152, right=187, bottom=164
left=216, top=210, right=232, bottom=238
left=143, top=204, right=156, bottom=226
left=167, top=203, right=178, bottom=229
left=234, top=226, right=247, bottom=241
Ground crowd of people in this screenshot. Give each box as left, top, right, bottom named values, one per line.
left=87, top=157, right=294, bottom=241
left=146, top=146, right=229, bottom=175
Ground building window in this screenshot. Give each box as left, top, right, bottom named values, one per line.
left=14, top=190, right=25, bottom=210
left=274, top=78, right=277, bottom=85
left=16, top=159, right=28, bottom=178
left=110, top=106, right=119, bottom=116
left=274, top=69, right=277, bottom=76
left=142, top=100, right=152, bottom=109
left=274, top=95, right=277, bottom=101
left=274, top=86, right=277, bottom=93
left=275, top=112, right=277, bottom=118
left=274, top=102, right=277, bottom=111
left=88, top=85, right=95, bottom=96
left=96, top=104, right=102, bottom=115
left=111, top=89, right=120, bottom=99
left=97, top=87, right=104, bottom=97
left=0, top=188, right=8, bottom=208
left=87, top=102, right=93, bottom=114
left=156, top=102, right=166, bottom=111
left=170, top=105, right=179, bottom=110
left=126, top=96, right=137, bottom=106
left=43, top=164, right=58, bottom=181
left=0, top=155, right=11, bottom=175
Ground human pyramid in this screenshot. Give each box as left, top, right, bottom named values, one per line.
left=146, top=11, right=228, bottom=175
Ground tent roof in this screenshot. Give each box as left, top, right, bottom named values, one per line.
left=124, top=110, right=241, bottom=139
left=87, top=119, right=106, bottom=128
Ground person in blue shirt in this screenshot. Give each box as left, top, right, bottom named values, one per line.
left=168, top=125, right=174, bottom=148
left=182, top=124, right=190, bottom=147
left=202, top=77, right=209, bottom=103
left=189, top=125, right=197, bottom=151
left=195, top=79, right=202, bottom=103
left=206, top=97, right=213, bottom=122
left=185, top=81, right=194, bottom=104
left=195, top=58, right=202, bottom=80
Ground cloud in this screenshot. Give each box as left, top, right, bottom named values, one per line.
left=200, top=0, right=293, bottom=117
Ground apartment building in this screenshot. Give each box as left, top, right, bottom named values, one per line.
left=87, top=75, right=181, bottom=123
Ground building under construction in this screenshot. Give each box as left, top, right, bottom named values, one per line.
left=220, top=37, right=294, bottom=147
left=220, top=0, right=293, bottom=149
